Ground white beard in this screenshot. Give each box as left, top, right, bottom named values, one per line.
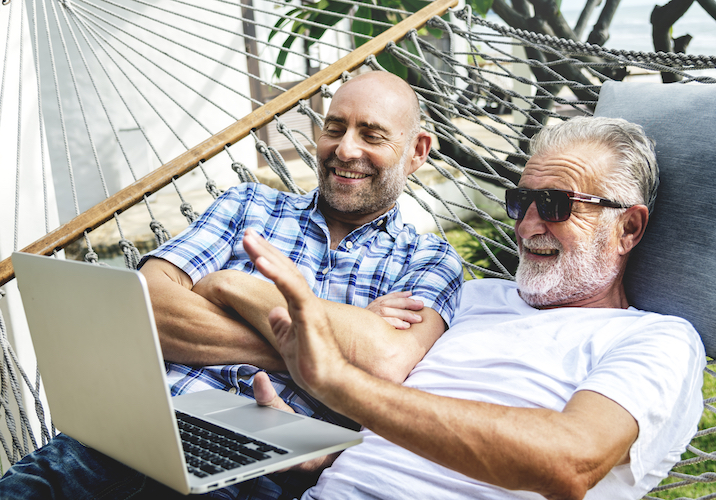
left=516, top=223, right=619, bottom=308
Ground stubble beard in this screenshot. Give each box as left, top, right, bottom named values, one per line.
left=515, top=221, right=620, bottom=308
left=317, top=148, right=409, bottom=216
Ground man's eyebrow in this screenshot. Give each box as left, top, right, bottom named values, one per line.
left=323, top=115, right=390, bottom=135
left=358, top=121, right=390, bottom=135
left=323, top=115, right=347, bottom=127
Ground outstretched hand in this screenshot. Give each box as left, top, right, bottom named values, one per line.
left=242, top=228, right=349, bottom=400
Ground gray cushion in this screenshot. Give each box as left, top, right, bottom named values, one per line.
left=594, top=80, right=716, bottom=358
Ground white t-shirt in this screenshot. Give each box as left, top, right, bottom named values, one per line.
left=304, top=279, right=705, bottom=500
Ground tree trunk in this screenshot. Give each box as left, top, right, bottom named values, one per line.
left=697, top=0, right=716, bottom=18
left=587, top=0, right=622, bottom=46
left=513, top=0, right=533, bottom=17
left=650, top=0, right=695, bottom=82
left=574, top=0, right=603, bottom=40
left=491, top=0, right=530, bottom=29
left=529, top=0, right=580, bottom=40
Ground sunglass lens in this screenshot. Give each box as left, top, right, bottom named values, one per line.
left=537, top=190, right=571, bottom=222
left=505, top=189, right=530, bottom=220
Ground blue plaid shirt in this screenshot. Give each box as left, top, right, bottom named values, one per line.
left=140, top=183, right=463, bottom=498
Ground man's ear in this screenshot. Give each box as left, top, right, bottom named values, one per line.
left=406, top=131, right=432, bottom=175
left=618, top=204, right=649, bottom=256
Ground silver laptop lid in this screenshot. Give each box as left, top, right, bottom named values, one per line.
left=12, top=252, right=190, bottom=492
left=12, top=252, right=363, bottom=495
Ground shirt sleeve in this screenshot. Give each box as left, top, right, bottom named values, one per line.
left=577, top=314, right=705, bottom=489
left=388, top=234, right=464, bottom=327
left=139, top=186, right=247, bottom=284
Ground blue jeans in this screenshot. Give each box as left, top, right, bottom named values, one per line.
left=0, top=434, right=194, bottom=499
left=0, top=434, right=313, bottom=499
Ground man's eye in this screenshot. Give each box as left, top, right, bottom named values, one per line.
left=364, top=134, right=382, bottom=142
left=325, top=127, right=343, bottom=136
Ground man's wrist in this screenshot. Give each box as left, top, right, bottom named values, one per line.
left=310, top=359, right=367, bottom=417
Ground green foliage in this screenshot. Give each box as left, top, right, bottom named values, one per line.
left=269, top=0, right=493, bottom=80
left=441, top=218, right=517, bottom=281
left=468, top=0, right=493, bottom=16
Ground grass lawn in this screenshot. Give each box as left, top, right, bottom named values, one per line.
left=441, top=220, right=716, bottom=499
left=647, top=367, right=716, bottom=499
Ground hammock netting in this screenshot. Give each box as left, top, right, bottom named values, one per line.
left=0, top=0, right=715, bottom=497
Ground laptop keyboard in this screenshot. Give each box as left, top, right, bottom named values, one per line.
left=176, top=411, right=289, bottom=478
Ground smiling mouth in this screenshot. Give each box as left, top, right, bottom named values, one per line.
left=525, top=247, right=559, bottom=257
left=333, top=168, right=369, bottom=179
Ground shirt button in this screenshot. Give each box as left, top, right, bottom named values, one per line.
left=377, top=219, right=384, bottom=226
left=346, top=241, right=353, bottom=249
left=228, top=387, right=238, bottom=394
left=322, top=267, right=330, bottom=275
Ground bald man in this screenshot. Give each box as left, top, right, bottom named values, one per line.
left=139, top=70, right=463, bottom=407
left=0, top=71, right=464, bottom=500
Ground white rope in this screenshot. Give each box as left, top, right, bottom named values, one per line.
left=41, top=0, right=81, bottom=217
left=75, top=0, right=309, bottom=86
left=64, top=12, right=165, bottom=164
left=30, top=0, right=51, bottom=235
left=13, top=0, right=22, bottom=252
left=50, top=0, right=110, bottom=199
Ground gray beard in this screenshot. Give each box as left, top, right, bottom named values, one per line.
left=516, top=223, right=619, bottom=308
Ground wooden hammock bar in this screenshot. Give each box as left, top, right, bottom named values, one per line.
left=0, top=0, right=457, bottom=287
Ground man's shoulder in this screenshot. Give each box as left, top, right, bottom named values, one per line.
left=625, top=307, right=704, bottom=352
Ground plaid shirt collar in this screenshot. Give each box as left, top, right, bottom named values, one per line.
left=302, top=188, right=401, bottom=240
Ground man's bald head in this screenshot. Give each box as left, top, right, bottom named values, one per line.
left=332, top=72, right=422, bottom=140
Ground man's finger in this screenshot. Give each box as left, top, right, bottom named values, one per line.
left=243, top=229, right=313, bottom=305
left=254, top=372, right=295, bottom=414
left=382, top=317, right=411, bottom=330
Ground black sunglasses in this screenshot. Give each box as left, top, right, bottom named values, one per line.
left=505, top=188, right=631, bottom=222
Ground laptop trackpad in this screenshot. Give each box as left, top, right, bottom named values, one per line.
left=209, top=405, right=304, bottom=432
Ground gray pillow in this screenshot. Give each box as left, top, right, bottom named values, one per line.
left=594, top=80, right=716, bottom=358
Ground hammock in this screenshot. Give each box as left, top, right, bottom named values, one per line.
left=1, top=0, right=715, bottom=497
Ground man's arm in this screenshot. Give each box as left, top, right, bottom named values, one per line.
left=190, top=255, right=446, bottom=383
left=140, top=257, right=285, bottom=369
left=246, top=228, right=639, bottom=500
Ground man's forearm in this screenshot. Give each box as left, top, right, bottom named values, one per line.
left=141, top=258, right=285, bottom=369
left=316, top=367, right=634, bottom=500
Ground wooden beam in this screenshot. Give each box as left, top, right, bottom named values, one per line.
left=0, top=0, right=457, bottom=286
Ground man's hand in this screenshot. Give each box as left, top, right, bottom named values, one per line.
left=243, top=228, right=349, bottom=399
left=366, top=292, right=424, bottom=329
left=253, top=371, right=341, bottom=474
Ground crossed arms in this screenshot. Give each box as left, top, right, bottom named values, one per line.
left=140, top=253, right=447, bottom=383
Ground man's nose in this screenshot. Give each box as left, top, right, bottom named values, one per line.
left=335, top=132, right=362, bottom=162
left=516, top=201, right=547, bottom=240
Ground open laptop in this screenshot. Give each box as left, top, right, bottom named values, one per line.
left=11, top=252, right=362, bottom=495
